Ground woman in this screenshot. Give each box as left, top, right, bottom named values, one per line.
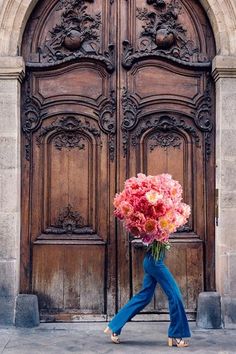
left=104, top=247, right=191, bottom=348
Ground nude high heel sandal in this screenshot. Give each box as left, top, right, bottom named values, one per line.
left=104, top=326, right=120, bottom=344
left=168, top=337, right=189, bottom=348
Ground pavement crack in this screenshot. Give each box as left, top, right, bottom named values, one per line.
left=1, top=337, right=10, bottom=354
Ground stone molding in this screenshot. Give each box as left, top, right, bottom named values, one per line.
left=0, top=56, right=25, bottom=82
left=212, top=55, right=236, bottom=81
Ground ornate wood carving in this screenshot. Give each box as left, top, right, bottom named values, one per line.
left=205, top=132, right=211, bottom=161
left=121, top=88, right=201, bottom=156
left=121, top=108, right=201, bottom=156
left=193, top=76, right=214, bottom=160
left=121, top=88, right=141, bottom=155
left=99, top=91, right=116, bottom=161
left=131, top=115, right=201, bottom=148
left=121, top=88, right=140, bottom=131
left=31, top=0, right=115, bottom=72
left=36, top=116, right=101, bottom=146
left=53, top=133, right=86, bottom=151
left=122, top=0, right=211, bottom=70
left=22, top=75, right=42, bottom=161
left=149, top=132, right=181, bottom=151
left=45, top=204, right=86, bottom=234
left=194, top=80, right=213, bottom=132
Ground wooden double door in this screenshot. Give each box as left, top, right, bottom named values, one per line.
left=21, top=0, right=216, bottom=321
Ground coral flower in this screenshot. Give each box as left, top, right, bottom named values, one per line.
left=159, top=217, right=175, bottom=233
left=120, top=201, right=133, bottom=217
left=113, top=193, right=124, bottom=208
left=145, top=190, right=163, bottom=205
left=145, top=219, right=158, bottom=233
left=159, top=218, right=169, bottom=230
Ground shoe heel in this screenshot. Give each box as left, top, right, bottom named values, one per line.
left=168, top=338, right=173, bottom=347
left=104, top=326, right=110, bottom=334
left=111, top=334, right=120, bottom=344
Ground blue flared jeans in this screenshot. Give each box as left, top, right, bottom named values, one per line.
left=108, top=252, right=191, bottom=338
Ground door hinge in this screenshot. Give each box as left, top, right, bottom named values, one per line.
left=215, top=188, right=219, bottom=226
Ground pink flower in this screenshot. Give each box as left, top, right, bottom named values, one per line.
left=125, top=212, right=146, bottom=234
left=113, top=193, right=124, bottom=208
left=142, top=233, right=155, bottom=243
left=179, top=203, right=191, bottom=218
left=119, top=201, right=134, bottom=217
left=153, top=202, right=166, bottom=217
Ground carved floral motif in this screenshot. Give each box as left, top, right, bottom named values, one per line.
left=121, top=103, right=201, bottom=156
left=131, top=115, right=200, bottom=148
left=45, top=204, right=85, bottom=234
left=121, top=88, right=141, bottom=155
left=193, top=76, right=214, bottom=160
left=36, top=116, right=101, bottom=146
left=99, top=90, right=116, bottom=161
left=35, top=0, right=115, bottom=72
left=149, top=133, right=182, bottom=151
left=22, top=74, right=42, bottom=160
left=194, top=80, right=213, bottom=132
left=122, top=0, right=210, bottom=69
left=121, top=78, right=214, bottom=160
left=53, top=133, right=86, bottom=151
left=22, top=75, right=116, bottom=161
left=121, top=88, right=141, bottom=131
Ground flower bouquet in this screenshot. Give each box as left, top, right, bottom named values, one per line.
left=113, top=173, right=191, bottom=260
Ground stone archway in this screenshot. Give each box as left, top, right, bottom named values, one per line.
left=0, top=0, right=236, bottom=325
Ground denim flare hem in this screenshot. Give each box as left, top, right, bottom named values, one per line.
left=108, top=253, right=191, bottom=338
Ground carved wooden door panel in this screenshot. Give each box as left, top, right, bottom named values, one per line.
left=21, top=0, right=215, bottom=321
left=21, top=0, right=117, bottom=321
left=117, top=0, right=216, bottom=319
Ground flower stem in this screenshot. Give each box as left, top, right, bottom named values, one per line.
left=151, top=240, right=167, bottom=261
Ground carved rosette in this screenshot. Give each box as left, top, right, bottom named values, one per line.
left=122, top=0, right=210, bottom=70
left=33, top=0, right=115, bottom=72
left=99, top=91, right=116, bottom=161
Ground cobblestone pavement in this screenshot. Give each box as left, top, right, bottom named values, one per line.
left=0, top=322, right=236, bottom=354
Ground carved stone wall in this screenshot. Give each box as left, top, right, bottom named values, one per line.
left=0, top=0, right=235, bottom=325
